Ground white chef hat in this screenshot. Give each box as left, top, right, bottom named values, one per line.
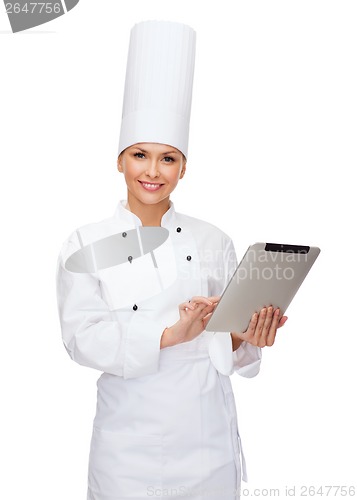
left=118, top=20, right=196, bottom=158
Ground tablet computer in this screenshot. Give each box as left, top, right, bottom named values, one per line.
left=205, top=242, right=320, bottom=333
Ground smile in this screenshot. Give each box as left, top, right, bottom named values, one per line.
left=138, top=181, right=163, bottom=191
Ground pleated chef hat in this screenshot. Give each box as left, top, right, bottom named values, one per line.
left=118, top=20, right=196, bottom=158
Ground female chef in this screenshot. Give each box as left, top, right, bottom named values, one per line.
left=56, top=21, right=287, bottom=500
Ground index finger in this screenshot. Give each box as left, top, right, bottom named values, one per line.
left=190, top=296, right=215, bottom=306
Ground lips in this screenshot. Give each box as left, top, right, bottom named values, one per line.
left=138, top=180, right=164, bottom=191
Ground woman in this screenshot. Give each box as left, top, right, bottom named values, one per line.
left=56, top=21, right=287, bottom=500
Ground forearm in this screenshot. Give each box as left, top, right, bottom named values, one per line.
left=231, top=332, right=243, bottom=352
left=160, top=327, right=177, bottom=349
left=162, top=329, right=244, bottom=351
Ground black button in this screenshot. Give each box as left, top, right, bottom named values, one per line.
left=176, top=227, right=182, bottom=233
left=186, top=255, right=192, bottom=261
left=128, top=256, right=133, bottom=263
left=133, top=304, right=138, bottom=311
left=122, top=232, right=127, bottom=238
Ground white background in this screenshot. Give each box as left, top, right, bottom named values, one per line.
left=1, top=0, right=356, bottom=498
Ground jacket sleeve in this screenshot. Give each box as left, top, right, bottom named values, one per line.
left=208, top=237, right=262, bottom=377
left=56, top=231, right=167, bottom=379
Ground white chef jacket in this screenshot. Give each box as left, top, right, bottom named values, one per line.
left=56, top=199, right=262, bottom=500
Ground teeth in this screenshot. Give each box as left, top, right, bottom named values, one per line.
left=141, top=182, right=161, bottom=188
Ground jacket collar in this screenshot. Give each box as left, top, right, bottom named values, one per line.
left=113, top=199, right=177, bottom=230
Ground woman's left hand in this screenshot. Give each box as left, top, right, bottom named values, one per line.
left=231, top=306, right=288, bottom=349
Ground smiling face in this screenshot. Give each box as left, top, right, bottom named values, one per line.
left=117, top=142, right=186, bottom=209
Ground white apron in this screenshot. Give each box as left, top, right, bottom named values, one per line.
left=56, top=200, right=262, bottom=500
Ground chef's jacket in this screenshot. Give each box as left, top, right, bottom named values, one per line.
left=56, top=199, right=262, bottom=500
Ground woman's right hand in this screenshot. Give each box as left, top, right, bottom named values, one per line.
left=160, top=296, right=220, bottom=348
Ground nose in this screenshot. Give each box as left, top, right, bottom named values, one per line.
left=145, top=159, right=160, bottom=178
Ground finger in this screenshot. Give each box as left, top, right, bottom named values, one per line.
left=190, top=296, right=214, bottom=307
left=179, top=301, right=196, bottom=312
left=182, top=301, right=215, bottom=322
left=278, top=316, right=288, bottom=328
left=244, top=312, right=259, bottom=341
left=266, top=308, right=281, bottom=346
left=196, top=302, right=216, bottom=318
left=253, top=307, right=268, bottom=345
left=202, top=312, right=214, bottom=329
left=260, top=306, right=274, bottom=345
left=189, top=302, right=217, bottom=320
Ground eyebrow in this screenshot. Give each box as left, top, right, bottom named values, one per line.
left=133, top=147, right=179, bottom=155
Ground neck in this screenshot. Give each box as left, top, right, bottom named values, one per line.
left=126, top=193, right=170, bottom=226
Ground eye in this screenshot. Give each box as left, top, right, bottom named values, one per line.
left=163, top=156, right=175, bottom=163
left=134, top=152, right=145, bottom=159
